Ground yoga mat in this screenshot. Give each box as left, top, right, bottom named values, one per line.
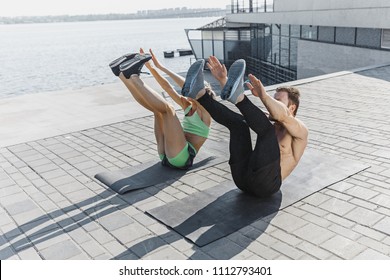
left=147, top=149, right=370, bottom=246
left=95, top=139, right=229, bottom=194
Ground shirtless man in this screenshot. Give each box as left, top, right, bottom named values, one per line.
left=184, top=57, right=308, bottom=197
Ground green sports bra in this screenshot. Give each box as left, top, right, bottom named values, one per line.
left=182, top=105, right=210, bottom=138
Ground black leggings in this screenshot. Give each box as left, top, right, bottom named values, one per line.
left=198, top=93, right=281, bottom=197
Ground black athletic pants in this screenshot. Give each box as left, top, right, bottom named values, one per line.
left=198, top=93, right=281, bottom=197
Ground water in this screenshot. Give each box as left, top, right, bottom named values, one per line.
left=0, top=17, right=218, bottom=98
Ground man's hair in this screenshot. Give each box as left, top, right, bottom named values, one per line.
left=276, top=86, right=300, bottom=116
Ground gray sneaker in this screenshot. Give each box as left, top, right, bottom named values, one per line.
left=181, top=59, right=205, bottom=98
left=221, top=59, right=246, bottom=103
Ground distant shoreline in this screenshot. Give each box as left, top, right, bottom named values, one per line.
left=0, top=8, right=225, bottom=25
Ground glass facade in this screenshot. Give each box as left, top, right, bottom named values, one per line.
left=301, top=25, right=318, bottom=40
left=381, top=29, right=390, bottom=49
left=356, top=28, right=381, bottom=48
left=187, top=22, right=390, bottom=87
left=248, top=23, right=297, bottom=85
left=335, top=27, right=355, bottom=45
left=230, top=0, right=274, bottom=13
left=318, top=26, right=335, bottom=43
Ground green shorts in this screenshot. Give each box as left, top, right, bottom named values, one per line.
left=159, top=142, right=197, bottom=169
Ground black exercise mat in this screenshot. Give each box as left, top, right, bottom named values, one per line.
left=147, top=149, right=370, bottom=246
left=95, top=139, right=229, bottom=194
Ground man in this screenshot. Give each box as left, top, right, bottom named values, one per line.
left=182, top=56, right=308, bottom=198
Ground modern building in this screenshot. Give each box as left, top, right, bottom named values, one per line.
left=186, top=0, right=390, bottom=85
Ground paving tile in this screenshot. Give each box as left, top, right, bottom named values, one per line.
left=345, top=185, right=379, bottom=200
left=349, top=198, right=378, bottom=210
left=1, top=192, right=30, bottom=207
left=357, top=236, right=390, bottom=255
left=96, top=211, right=134, bottom=231
left=111, top=222, right=151, bottom=245
left=102, top=240, right=128, bottom=257
left=320, top=235, right=366, bottom=259
left=12, top=208, right=46, bottom=226
left=17, top=247, right=42, bottom=260
left=40, top=239, right=82, bottom=260
left=4, top=199, right=39, bottom=216
left=319, top=197, right=356, bottom=216
left=0, top=212, right=14, bottom=227
left=0, top=243, right=17, bottom=259
left=302, top=192, right=332, bottom=206
left=1, top=222, right=23, bottom=240
left=299, top=203, right=329, bottom=217
left=19, top=217, right=59, bottom=238
left=67, top=227, right=92, bottom=244
left=353, top=248, right=390, bottom=260
left=296, top=241, right=332, bottom=260
left=271, top=229, right=303, bottom=246
left=247, top=241, right=280, bottom=259
left=79, top=239, right=107, bottom=258
left=301, top=213, right=333, bottom=228
left=33, top=230, right=71, bottom=251
left=271, top=241, right=305, bottom=259
left=143, top=246, right=187, bottom=260
left=127, top=236, right=166, bottom=258
left=202, top=238, right=246, bottom=260
left=271, top=212, right=308, bottom=232
left=370, top=194, right=390, bottom=209
left=293, top=223, right=335, bottom=245
left=373, top=217, right=390, bottom=235
left=345, top=207, right=384, bottom=227
left=89, top=228, right=116, bottom=245
left=328, top=224, right=361, bottom=241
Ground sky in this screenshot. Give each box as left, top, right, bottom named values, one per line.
left=0, top=0, right=229, bottom=17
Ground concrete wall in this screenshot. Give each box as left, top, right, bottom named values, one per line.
left=297, top=40, right=390, bottom=79
left=274, top=0, right=390, bottom=12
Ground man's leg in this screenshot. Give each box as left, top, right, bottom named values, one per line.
left=220, top=59, right=279, bottom=168
left=197, top=92, right=252, bottom=189
left=236, top=95, right=279, bottom=169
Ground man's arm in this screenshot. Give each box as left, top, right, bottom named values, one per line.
left=207, top=56, right=227, bottom=89
left=247, top=75, right=308, bottom=158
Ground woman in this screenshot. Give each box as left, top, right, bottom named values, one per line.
left=109, top=49, right=211, bottom=170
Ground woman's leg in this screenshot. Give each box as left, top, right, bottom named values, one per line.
left=120, top=74, right=155, bottom=112
left=154, top=113, right=165, bottom=156
left=124, top=74, right=187, bottom=158
left=120, top=74, right=165, bottom=155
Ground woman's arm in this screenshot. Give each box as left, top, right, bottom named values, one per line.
left=140, top=50, right=187, bottom=109
left=149, top=49, right=185, bottom=88
left=149, top=66, right=187, bottom=109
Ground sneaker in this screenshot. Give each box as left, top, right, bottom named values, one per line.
left=109, top=53, right=137, bottom=76
left=119, top=53, right=152, bottom=79
left=221, top=59, right=246, bottom=103
left=181, top=59, right=205, bottom=98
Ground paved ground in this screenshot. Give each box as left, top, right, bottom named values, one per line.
left=1, top=65, right=390, bottom=260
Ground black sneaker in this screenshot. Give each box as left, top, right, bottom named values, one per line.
left=109, top=53, right=137, bottom=76
left=181, top=59, right=205, bottom=98
left=119, top=53, right=152, bottom=79
left=221, top=59, right=246, bottom=104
